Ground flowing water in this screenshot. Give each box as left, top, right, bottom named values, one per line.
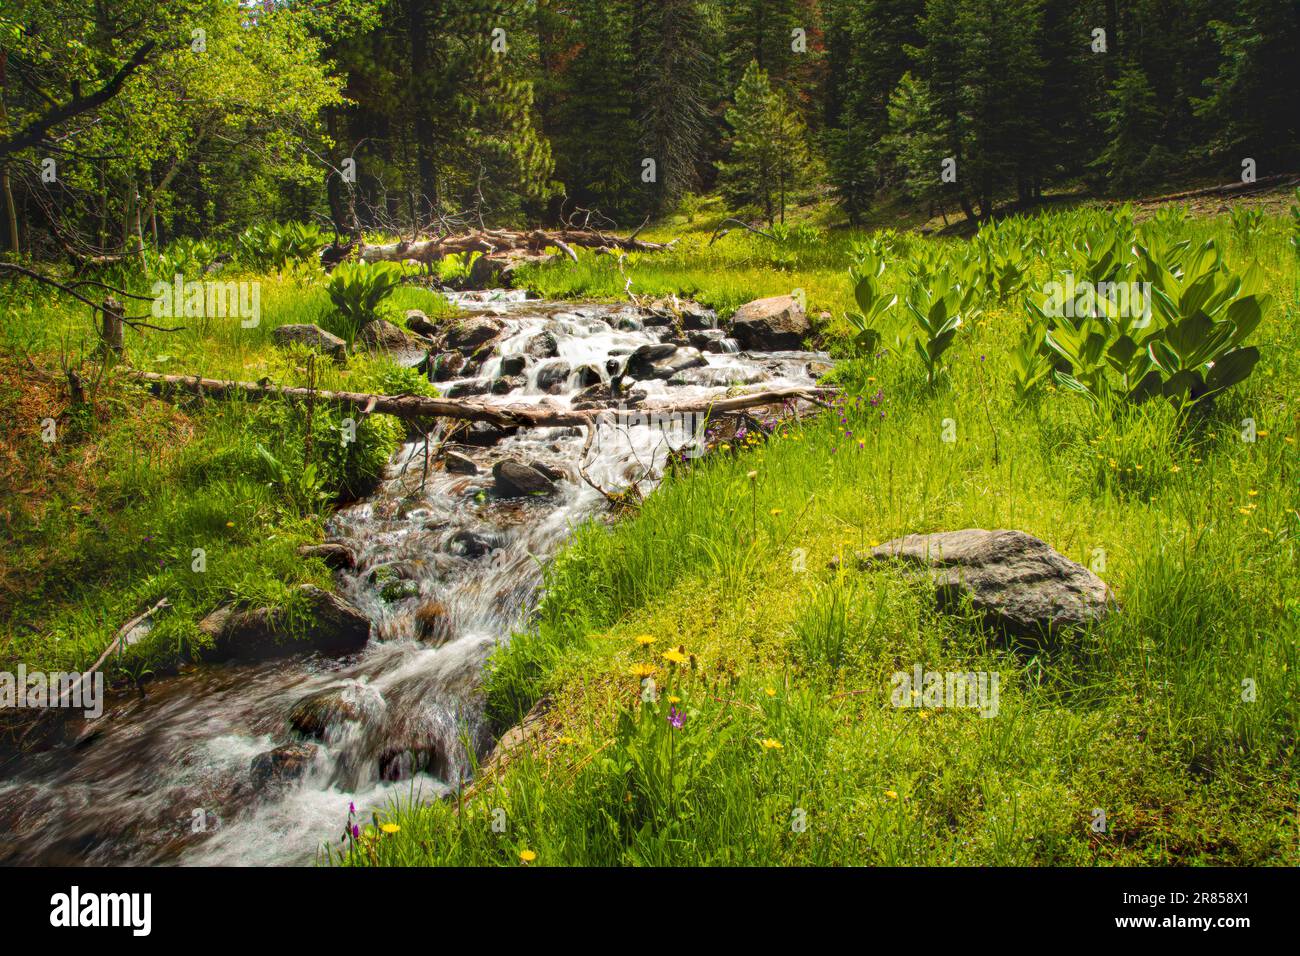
left=0, top=293, right=826, bottom=866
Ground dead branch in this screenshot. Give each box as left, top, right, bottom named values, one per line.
left=708, top=218, right=779, bottom=246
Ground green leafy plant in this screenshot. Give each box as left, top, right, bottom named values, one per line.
left=152, top=237, right=216, bottom=279
left=845, top=254, right=898, bottom=353
left=237, top=221, right=325, bottom=271
left=1008, top=315, right=1053, bottom=402
left=324, top=261, right=404, bottom=343
left=1229, top=206, right=1264, bottom=245
left=1033, top=237, right=1267, bottom=413
left=904, top=269, right=974, bottom=385
left=255, top=443, right=331, bottom=515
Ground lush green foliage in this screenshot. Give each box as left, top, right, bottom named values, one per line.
left=324, top=262, right=405, bottom=343
left=0, top=248, right=451, bottom=675
left=352, top=202, right=1298, bottom=868
left=719, top=60, right=811, bottom=226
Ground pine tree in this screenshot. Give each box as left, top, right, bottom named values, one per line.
left=823, top=0, right=924, bottom=222
left=1090, top=66, right=1169, bottom=193
left=1196, top=0, right=1300, bottom=170
left=634, top=0, right=715, bottom=215
left=883, top=71, right=948, bottom=209
left=538, top=0, right=641, bottom=220
left=719, top=60, right=809, bottom=225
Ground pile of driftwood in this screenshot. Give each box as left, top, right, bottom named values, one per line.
left=351, top=227, right=674, bottom=266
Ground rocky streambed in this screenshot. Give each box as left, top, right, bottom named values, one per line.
left=0, top=291, right=830, bottom=866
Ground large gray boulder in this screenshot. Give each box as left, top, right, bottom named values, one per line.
left=728, top=295, right=810, bottom=351
left=864, top=529, right=1116, bottom=638
left=271, top=324, right=347, bottom=361
left=197, top=584, right=371, bottom=661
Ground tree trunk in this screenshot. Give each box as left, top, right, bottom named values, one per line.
left=0, top=164, right=17, bottom=253
left=101, top=297, right=125, bottom=354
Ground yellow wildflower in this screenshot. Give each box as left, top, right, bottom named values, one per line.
left=380, top=823, right=400, bottom=834
left=759, top=738, right=783, bottom=751
left=519, top=849, right=536, bottom=863
left=662, top=649, right=688, bottom=665
left=885, top=790, right=899, bottom=800
left=634, top=635, right=656, bottom=646
left=630, top=663, right=657, bottom=679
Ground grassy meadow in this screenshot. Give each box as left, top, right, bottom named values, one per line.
left=1, top=194, right=1296, bottom=867
left=343, top=197, right=1300, bottom=866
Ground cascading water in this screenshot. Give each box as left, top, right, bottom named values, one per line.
left=0, top=293, right=826, bottom=866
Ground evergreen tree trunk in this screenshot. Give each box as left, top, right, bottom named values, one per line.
left=0, top=164, right=17, bottom=254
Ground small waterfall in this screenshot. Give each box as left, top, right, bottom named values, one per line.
left=0, top=294, right=828, bottom=865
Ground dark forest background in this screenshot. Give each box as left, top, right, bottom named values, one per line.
left=2, top=0, right=1297, bottom=256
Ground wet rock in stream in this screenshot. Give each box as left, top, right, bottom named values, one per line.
left=250, top=743, right=319, bottom=792
left=290, top=690, right=361, bottom=740
left=196, top=584, right=370, bottom=662
left=443, top=451, right=479, bottom=474
left=498, top=354, right=528, bottom=376
left=491, top=374, right=526, bottom=394
left=492, top=460, right=556, bottom=497
left=535, top=359, right=571, bottom=392
left=443, top=317, right=503, bottom=352
left=297, top=541, right=356, bottom=570
left=414, top=600, right=454, bottom=645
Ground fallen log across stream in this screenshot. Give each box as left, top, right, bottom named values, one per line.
left=122, top=369, right=836, bottom=431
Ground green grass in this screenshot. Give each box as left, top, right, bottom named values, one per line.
left=344, top=202, right=1299, bottom=867
left=3, top=201, right=1296, bottom=866
left=0, top=261, right=456, bottom=677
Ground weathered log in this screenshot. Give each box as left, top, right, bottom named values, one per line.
left=1127, top=173, right=1300, bottom=205
left=122, top=369, right=832, bottom=430
left=356, top=228, right=676, bottom=265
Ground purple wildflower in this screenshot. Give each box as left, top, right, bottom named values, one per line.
left=668, top=706, right=685, bottom=729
